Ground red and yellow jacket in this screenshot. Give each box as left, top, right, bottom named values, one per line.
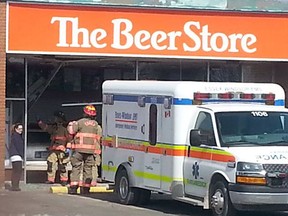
left=67, top=118, right=102, bottom=154
left=38, top=121, right=71, bottom=152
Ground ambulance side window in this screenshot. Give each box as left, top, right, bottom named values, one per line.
left=195, top=112, right=216, bottom=146
left=149, top=104, right=157, bottom=145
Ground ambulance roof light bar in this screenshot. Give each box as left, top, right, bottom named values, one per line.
left=262, top=93, right=275, bottom=105
left=194, top=93, right=211, bottom=100
left=240, top=93, right=255, bottom=100
left=103, top=94, right=114, bottom=105
left=218, top=93, right=234, bottom=99
left=262, top=93, right=275, bottom=101
left=193, top=92, right=276, bottom=105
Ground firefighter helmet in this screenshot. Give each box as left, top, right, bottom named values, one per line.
left=54, top=110, right=66, bottom=121
left=83, top=104, right=96, bottom=116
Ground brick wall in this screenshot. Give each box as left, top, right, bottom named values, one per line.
left=0, top=1, right=6, bottom=188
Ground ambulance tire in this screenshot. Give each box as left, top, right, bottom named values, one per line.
left=210, top=181, right=236, bottom=216
left=136, top=188, right=151, bottom=205
left=116, top=169, right=139, bottom=205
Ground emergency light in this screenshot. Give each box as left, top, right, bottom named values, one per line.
left=103, top=94, right=114, bottom=105
left=138, top=96, right=146, bottom=107
left=262, top=93, right=275, bottom=100
left=218, top=93, right=234, bottom=99
left=193, top=92, right=276, bottom=105
left=240, top=93, right=254, bottom=99
left=164, top=97, right=172, bottom=109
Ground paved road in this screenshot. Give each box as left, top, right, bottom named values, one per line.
left=1, top=184, right=288, bottom=216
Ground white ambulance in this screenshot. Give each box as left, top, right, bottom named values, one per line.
left=101, top=80, right=288, bottom=216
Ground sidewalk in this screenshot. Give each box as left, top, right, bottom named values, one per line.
left=0, top=183, right=118, bottom=216
left=4, top=181, right=113, bottom=193
left=4, top=181, right=52, bottom=192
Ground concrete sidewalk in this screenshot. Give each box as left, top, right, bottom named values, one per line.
left=4, top=181, right=53, bottom=192
left=0, top=185, right=120, bottom=216
left=4, top=181, right=113, bottom=193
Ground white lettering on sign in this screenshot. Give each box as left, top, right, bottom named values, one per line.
left=51, top=17, right=107, bottom=48
left=111, top=19, right=182, bottom=51
left=51, top=17, right=257, bottom=54
left=183, top=21, right=257, bottom=53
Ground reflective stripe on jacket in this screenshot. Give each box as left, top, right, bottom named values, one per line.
left=38, top=121, right=70, bottom=152
left=52, top=136, right=67, bottom=141
left=48, top=145, right=66, bottom=151
left=68, top=118, right=102, bottom=154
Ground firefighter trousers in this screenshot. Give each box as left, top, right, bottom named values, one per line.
left=81, top=154, right=101, bottom=186
left=47, top=151, right=69, bottom=183
left=92, top=154, right=101, bottom=186
left=70, top=151, right=94, bottom=188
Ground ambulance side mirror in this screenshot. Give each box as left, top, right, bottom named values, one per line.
left=190, top=129, right=202, bottom=146
left=189, top=129, right=209, bottom=146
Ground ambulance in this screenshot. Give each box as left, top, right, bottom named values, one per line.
left=101, top=80, right=288, bottom=216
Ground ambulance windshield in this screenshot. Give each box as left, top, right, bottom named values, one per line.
left=215, top=111, right=288, bottom=147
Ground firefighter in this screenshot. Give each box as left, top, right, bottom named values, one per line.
left=37, top=110, right=70, bottom=186
left=67, top=104, right=102, bottom=194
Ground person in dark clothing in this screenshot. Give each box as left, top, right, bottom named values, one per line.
left=9, top=123, right=24, bottom=191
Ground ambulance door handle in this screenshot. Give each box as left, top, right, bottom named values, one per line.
left=187, top=146, right=191, bottom=157
left=145, top=146, right=149, bottom=153
left=162, top=149, right=167, bottom=156
left=141, top=124, right=145, bottom=134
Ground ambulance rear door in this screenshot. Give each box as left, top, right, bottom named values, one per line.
left=143, top=101, right=161, bottom=189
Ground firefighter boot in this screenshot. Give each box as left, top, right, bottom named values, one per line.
left=68, top=186, right=78, bottom=195
left=80, top=187, right=90, bottom=195
left=60, top=181, right=68, bottom=186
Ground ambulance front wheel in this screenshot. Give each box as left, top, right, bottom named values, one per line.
left=116, top=169, right=138, bottom=205
left=210, top=181, right=236, bottom=216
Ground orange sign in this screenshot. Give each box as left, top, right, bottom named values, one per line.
left=7, top=3, right=288, bottom=60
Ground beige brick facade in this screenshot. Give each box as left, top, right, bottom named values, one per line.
left=0, top=1, right=6, bottom=188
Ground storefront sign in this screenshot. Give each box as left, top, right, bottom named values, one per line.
left=7, top=3, right=288, bottom=60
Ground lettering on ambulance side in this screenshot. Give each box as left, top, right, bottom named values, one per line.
left=114, top=111, right=138, bottom=130
left=256, top=154, right=288, bottom=161
left=204, top=86, right=262, bottom=92
left=152, top=158, right=160, bottom=164
left=145, top=166, right=153, bottom=171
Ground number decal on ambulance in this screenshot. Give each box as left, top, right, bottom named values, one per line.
left=251, top=111, right=268, bottom=117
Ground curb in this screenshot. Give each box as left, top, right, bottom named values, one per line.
left=50, top=185, right=113, bottom=194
